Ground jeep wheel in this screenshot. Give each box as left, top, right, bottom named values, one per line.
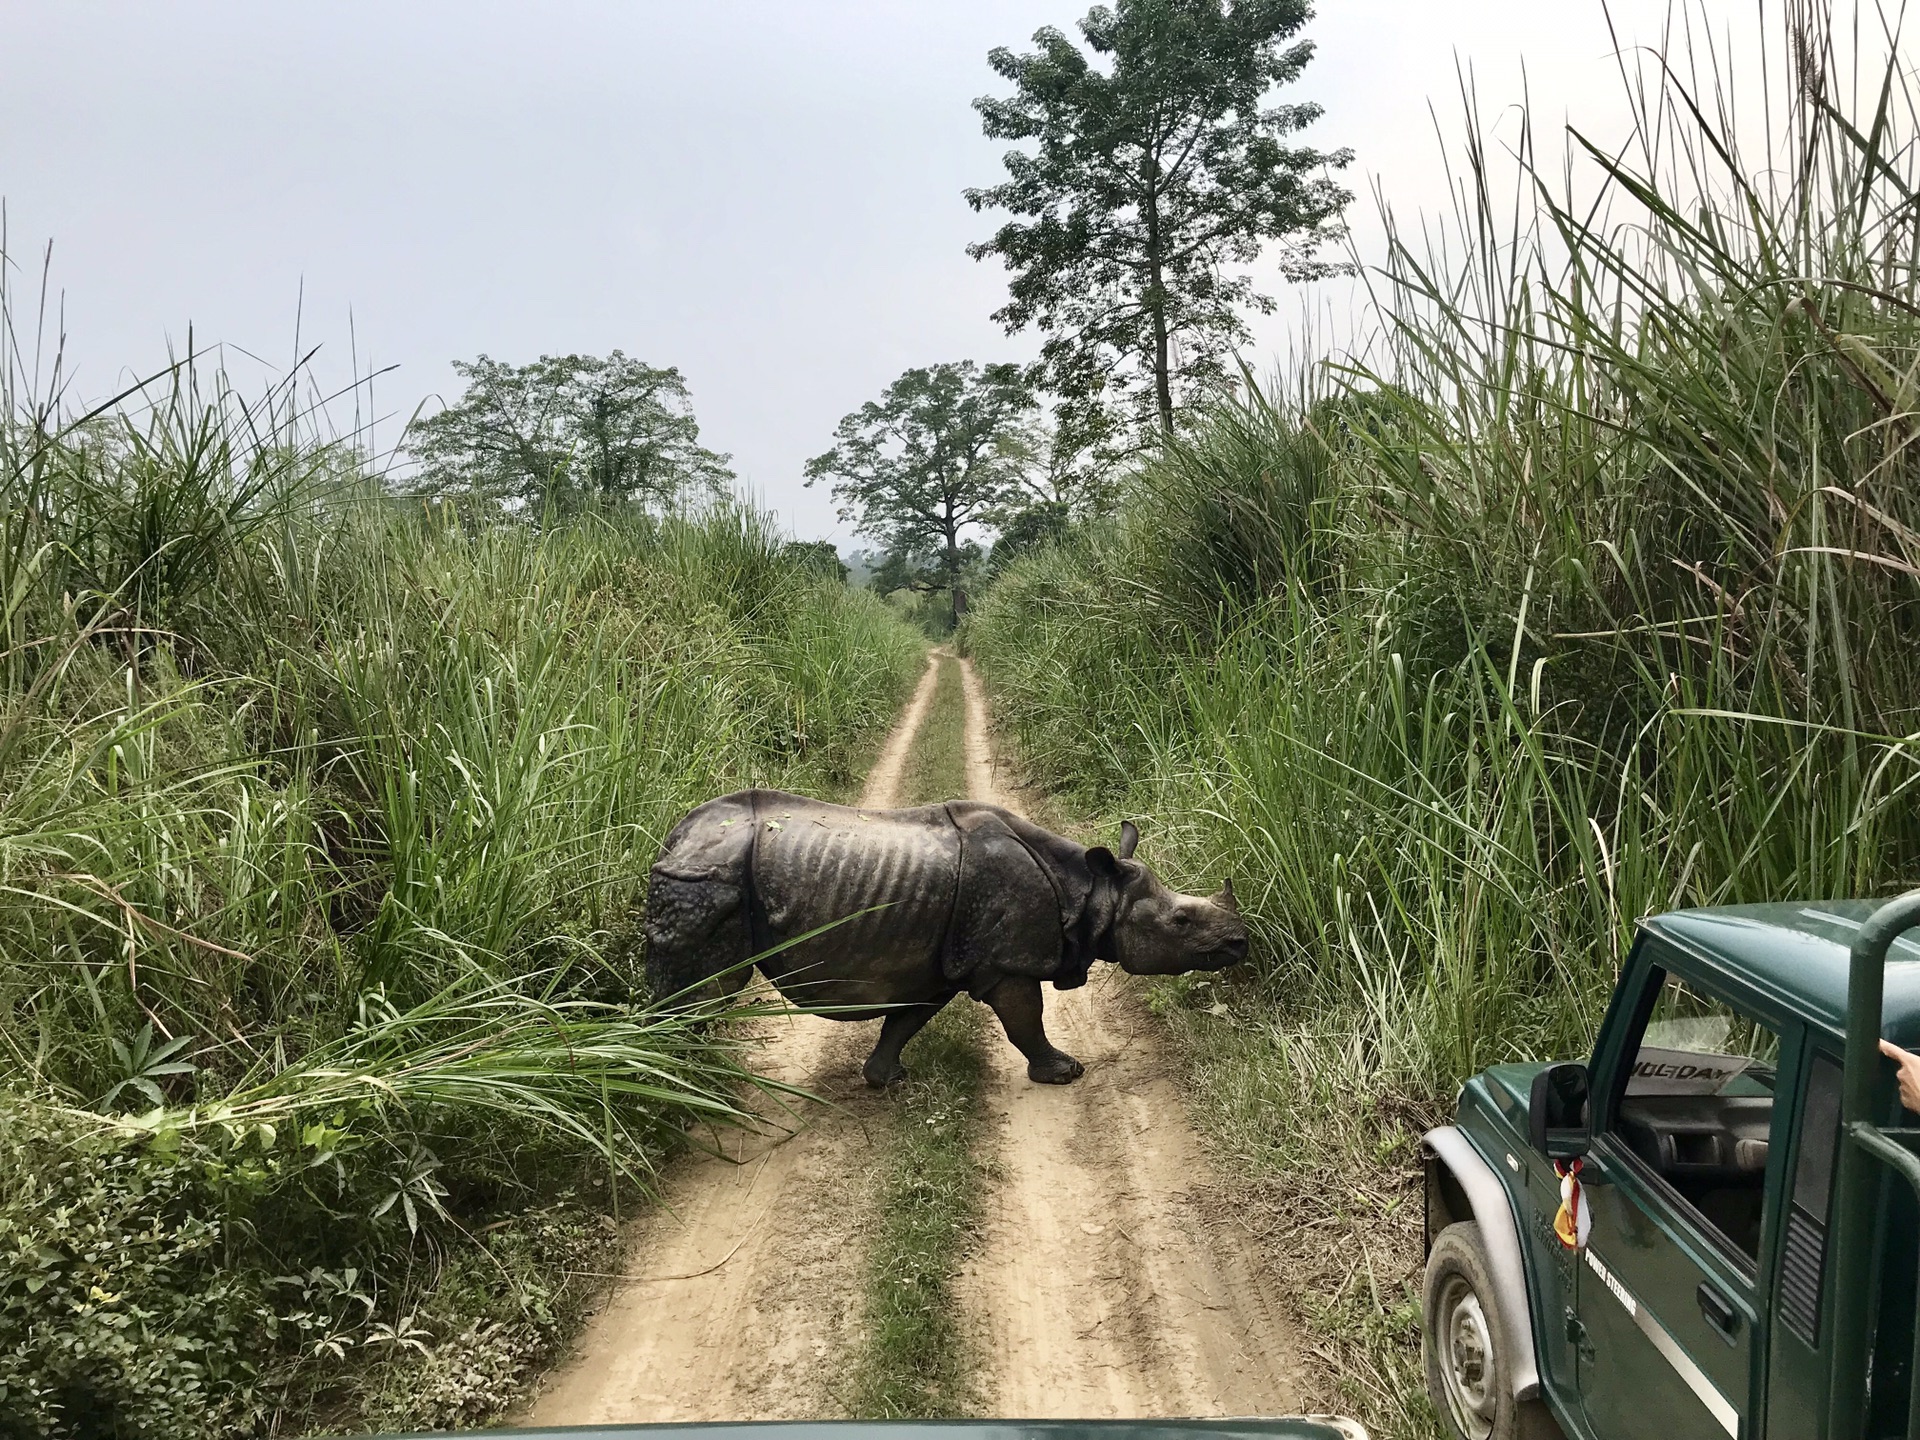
left=1422, top=1221, right=1561, bottom=1440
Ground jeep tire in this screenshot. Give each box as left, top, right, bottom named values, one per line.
left=1422, top=1221, right=1563, bottom=1440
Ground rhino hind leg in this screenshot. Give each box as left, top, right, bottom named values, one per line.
left=644, top=873, right=751, bottom=1006
left=981, top=974, right=1084, bottom=1084
left=862, top=995, right=955, bottom=1089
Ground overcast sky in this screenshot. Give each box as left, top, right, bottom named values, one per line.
left=3, top=1, right=1718, bottom=541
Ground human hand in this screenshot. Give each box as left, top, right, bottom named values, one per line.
left=1879, top=1039, right=1920, bottom=1113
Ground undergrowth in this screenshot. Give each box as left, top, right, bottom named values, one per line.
left=969, top=7, right=1920, bottom=1435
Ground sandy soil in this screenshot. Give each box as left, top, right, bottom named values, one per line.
left=524, top=650, right=1306, bottom=1421
left=956, top=658, right=1307, bottom=1417
left=521, top=653, right=940, bottom=1424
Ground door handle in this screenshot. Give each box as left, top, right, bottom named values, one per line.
left=1697, top=1282, right=1739, bottom=1342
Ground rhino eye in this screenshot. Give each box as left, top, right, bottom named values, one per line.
left=1172, top=912, right=1191, bottom=928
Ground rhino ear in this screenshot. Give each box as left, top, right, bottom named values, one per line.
left=1086, top=845, right=1120, bottom=879
left=1117, top=821, right=1140, bottom=860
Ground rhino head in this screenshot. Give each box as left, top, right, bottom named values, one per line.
left=1087, top=821, right=1249, bottom=975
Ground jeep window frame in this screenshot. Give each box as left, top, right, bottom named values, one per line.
left=1592, top=943, right=1789, bottom=1281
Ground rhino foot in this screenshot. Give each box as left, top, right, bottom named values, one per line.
left=864, top=1059, right=909, bottom=1090
left=1027, top=1053, right=1085, bottom=1085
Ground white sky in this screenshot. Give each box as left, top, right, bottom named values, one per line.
left=2, top=2, right=1733, bottom=541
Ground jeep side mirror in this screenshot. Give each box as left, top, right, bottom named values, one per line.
left=1529, top=1062, right=1591, bottom=1159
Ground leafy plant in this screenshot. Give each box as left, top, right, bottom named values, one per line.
left=97, top=1024, right=197, bottom=1112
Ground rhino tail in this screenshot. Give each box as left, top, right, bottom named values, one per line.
left=644, top=792, right=760, bottom=1007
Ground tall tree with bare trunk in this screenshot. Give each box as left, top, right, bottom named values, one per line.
left=968, top=0, right=1352, bottom=443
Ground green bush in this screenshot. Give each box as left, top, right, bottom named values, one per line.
left=0, top=1106, right=269, bottom=1439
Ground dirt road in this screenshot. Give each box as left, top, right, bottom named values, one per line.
left=955, top=659, right=1305, bottom=1417
left=525, top=651, right=1303, bottom=1421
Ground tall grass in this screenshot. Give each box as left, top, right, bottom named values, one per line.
left=0, top=287, right=924, bottom=1434
left=968, top=5, right=1920, bottom=1431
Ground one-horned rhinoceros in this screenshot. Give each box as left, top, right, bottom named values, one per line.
left=644, top=788, right=1248, bottom=1087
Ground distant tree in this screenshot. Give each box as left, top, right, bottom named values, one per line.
left=805, top=361, right=1034, bottom=615
left=967, top=0, right=1352, bottom=441
left=409, top=352, right=732, bottom=514
left=781, top=539, right=850, bottom=583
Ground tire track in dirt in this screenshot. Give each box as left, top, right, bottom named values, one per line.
left=522, top=651, right=941, bottom=1424
left=955, top=658, right=1308, bottom=1418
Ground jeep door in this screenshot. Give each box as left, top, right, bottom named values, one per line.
left=1575, top=956, right=1784, bottom=1439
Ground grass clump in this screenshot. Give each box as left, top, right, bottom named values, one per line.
left=0, top=281, right=924, bottom=1434
left=850, top=1004, right=989, bottom=1419
left=969, top=7, right=1920, bottom=1434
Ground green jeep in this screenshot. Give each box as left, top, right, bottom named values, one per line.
left=1419, top=893, right=1920, bottom=1440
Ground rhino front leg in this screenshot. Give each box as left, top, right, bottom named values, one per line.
left=864, top=996, right=953, bottom=1089
left=983, top=975, right=1084, bottom=1084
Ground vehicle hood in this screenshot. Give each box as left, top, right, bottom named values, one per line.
left=385, top=1421, right=1367, bottom=1440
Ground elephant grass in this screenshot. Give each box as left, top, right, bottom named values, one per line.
left=969, top=10, right=1920, bottom=1437
left=0, top=300, right=926, bottom=1433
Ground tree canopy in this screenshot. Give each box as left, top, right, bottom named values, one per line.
left=967, top=0, right=1352, bottom=440
left=409, top=352, right=733, bottom=514
left=804, top=361, right=1034, bottom=615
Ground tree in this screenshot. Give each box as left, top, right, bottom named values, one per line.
left=804, top=362, right=1034, bottom=615
left=409, top=352, right=732, bottom=514
left=988, top=500, right=1074, bottom=575
left=967, top=0, right=1352, bottom=440
left=781, top=539, right=850, bottom=583
left=998, top=406, right=1125, bottom=519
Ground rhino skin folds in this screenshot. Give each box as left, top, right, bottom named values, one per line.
left=643, top=788, right=1246, bottom=1086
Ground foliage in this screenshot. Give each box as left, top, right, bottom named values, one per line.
left=969, top=9, right=1919, bottom=1432
left=408, top=352, right=733, bottom=514
left=968, top=0, right=1351, bottom=440
left=805, top=361, right=1034, bottom=614
left=995, top=408, right=1124, bottom=520
left=987, top=501, right=1072, bottom=575
left=0, top=294, right=924, bottom=1433
left=782, top=539, right=850, bottom=583
left=0, top=1104, right=270, bottom=1439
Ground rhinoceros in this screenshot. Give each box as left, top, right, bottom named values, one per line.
left=643, top=788, right=1248, bottom=1086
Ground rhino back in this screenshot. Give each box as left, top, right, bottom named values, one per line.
left=751, top=797, right=958, bottom=1006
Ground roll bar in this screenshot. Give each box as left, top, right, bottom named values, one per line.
left=1827, top=890, right=1920, bottom=1439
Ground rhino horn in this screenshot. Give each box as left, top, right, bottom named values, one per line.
left=1212, top=878, right=1240, bottom=915
left=1117, top=821, right=1140, bottom=860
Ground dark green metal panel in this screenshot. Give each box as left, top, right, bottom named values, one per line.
left=1437, top=895, right=1920, bottom=1440
left=1642, top=903, right=1920, bottom=1046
